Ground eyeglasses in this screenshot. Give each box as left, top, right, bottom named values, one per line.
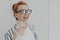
left=16, top=9, right=32, bottom=14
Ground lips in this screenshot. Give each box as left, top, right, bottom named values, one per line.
left=23, top=16, right=28, bottom=19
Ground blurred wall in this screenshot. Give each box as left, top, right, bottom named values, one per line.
left=49, top=0, right=60, bottom=40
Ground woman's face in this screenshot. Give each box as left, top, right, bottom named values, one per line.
left=14, top=5, right=31, bottom=23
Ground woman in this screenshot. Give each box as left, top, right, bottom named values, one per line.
left=5, top=0, right=37, bottom=40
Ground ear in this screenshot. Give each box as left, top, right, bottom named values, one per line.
left=14, top=13, right=17, bottom=18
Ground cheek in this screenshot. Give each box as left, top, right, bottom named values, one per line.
left=16, top=14, right=23, bottom=19
left=28, top=14, right=30, bottom=17
left=19, top=14, right=24, bottom=19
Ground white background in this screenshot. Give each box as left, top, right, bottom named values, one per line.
left=0, top=0, right=48, bottom=40
left=49, top=0, right=60, bottom=40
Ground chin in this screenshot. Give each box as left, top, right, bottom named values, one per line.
left=23, top=19, right=28, bottom=23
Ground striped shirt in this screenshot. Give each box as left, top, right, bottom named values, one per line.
left=4, top=23, right=37, bottom=40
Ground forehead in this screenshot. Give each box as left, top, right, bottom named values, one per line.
left=17, top=5, right=29, bottom=11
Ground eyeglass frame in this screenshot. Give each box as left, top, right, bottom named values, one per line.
left=16, top=9, right=32, bottom=14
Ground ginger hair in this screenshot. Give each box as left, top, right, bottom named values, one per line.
left=12, top=1, right=28, bottom=13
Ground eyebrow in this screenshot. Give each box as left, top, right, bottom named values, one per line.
left=18, top=9, right=30, bottom=11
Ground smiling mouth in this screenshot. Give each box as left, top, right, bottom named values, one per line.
left=23, top=16, right=28, bottom=19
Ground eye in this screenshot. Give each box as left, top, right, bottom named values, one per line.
left=21, top=9, right=26, bottom=14
left=28, top=9, right=32, bottom=14
left=17, top=9, right=25, bottom=14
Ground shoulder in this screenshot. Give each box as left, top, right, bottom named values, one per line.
left=4, top=24, right=18, bottom=40
left=5, top=24, right=17, bottom=35
left=4, top=27, right=13, bottom=40
left=4, top=27, right=13, bottom=37
left=4, top=25, right=16, bottom=40
left=27, top=23, right=35, bottom=32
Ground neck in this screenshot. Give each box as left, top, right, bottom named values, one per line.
left=16, top=20, right=28, bottom=27
left=17, top=20, right=27, bottom=24
left=15, top=20, right=27, bottom=29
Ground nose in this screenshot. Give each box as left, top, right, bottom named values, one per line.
left=25, top=13, right=29, bottom=16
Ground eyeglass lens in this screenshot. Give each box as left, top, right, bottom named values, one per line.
left=16, top=9, right=32, bottom=14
